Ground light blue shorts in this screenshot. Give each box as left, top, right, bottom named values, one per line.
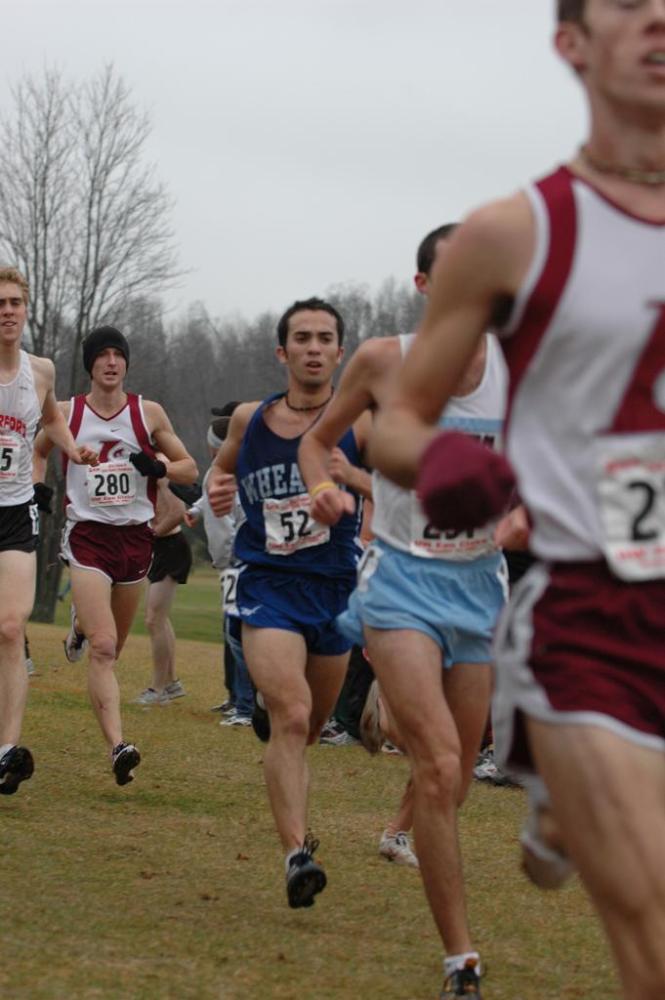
left=336, top=539, right=508, bottom=666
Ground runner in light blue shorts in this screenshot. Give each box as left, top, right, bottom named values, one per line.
left=337, top=538, right=508, bottom=666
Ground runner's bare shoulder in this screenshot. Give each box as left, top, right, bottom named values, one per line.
left=454, top=192, right=536, bottom=298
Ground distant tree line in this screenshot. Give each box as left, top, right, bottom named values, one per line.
left=0, top=65, right=424, bottom=622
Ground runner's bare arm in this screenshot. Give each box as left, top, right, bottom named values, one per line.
left=208, top=402, right=259, bottom=516
left=369, top=195, right=534, bottom=488
left=143, top=401, right=198, bottom=484
left=33, top=401, right=73, bottom=482
left=299, top=339, right=398, bottom=523
left=38, top=367, right=97, bottom=467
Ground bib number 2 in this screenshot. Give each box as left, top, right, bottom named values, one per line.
left=597, top=445, right=665, bottom=580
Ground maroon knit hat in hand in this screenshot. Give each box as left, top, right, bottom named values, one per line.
left=416, top=431, right=516, bottom=532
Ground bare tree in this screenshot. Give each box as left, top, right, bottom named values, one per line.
left=0, top=64, right=180, bottom=621
left=0, top=69, right=72, bottom=360
left=65, top=66, right=179, bottom=393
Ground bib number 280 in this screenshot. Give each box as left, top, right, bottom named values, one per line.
left=86, top=462, right=137, bottom=507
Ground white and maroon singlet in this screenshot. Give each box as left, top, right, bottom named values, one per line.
left=0, top=351, right=41, bottom=506
left=499, top=166, right=665, bottom=581
left=64, top=393, right=157, bottom=526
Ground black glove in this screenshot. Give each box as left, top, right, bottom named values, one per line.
left=33, top=482, right=54, bottom=514
left=168, top=482, right=203, bottom=506
left=129, top=451, right=167, bottom=479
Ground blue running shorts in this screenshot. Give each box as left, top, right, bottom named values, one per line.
left=236, top=565, right=354, bottom=656
left=336, top=539, right=508, bottom=666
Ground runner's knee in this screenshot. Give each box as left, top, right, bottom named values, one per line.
left=144, top=606, right=167, bottom=632
left=269, top=699, right=311, bottom=741
left=0, top=614, right=27, bottom=647
left=87, top=631, right=117, bottom=664
left=411, top=747, right=463, bottom=806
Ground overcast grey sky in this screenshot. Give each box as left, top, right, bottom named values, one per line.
left=2, top=1, right=586, bottom=321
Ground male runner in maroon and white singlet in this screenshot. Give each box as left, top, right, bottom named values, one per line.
left=370, top=3, right=665, bottom=996
left=0, top=267, right=97, bottom=796
left=35, top=326, right=197, bottom=785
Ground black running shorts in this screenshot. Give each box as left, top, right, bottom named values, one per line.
left=148, top=532, right=192, bottom=585
left=0, top=500, right=39, bottom=554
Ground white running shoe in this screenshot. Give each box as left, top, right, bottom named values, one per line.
left=379, top=830, right=419, bottom=868
left=63, top=605, right=88, bottom=663
left=320, top=729, right=361, bottom=747
left=163, top=679, right=186, bottom=700
left=134, top=687, right=168, bottom=705
left=220, top=713, right=252, bottom=727
left=473, top=745, right=521, bottom=787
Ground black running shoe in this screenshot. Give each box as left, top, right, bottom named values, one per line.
left=0, top=745, right=34, bottom=795
left=252, top=691, right=270, bottom=743
left=440, top=958, right=483, bottom=998
left=286, top=833, right=327, bottom=909
left=112, top=742, right=141, bottom=786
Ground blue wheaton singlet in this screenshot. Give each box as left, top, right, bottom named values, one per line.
left=234, top=393, right=364, bottom=580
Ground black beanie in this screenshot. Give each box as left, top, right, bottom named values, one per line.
left=82, top=326, right=130, bottom=375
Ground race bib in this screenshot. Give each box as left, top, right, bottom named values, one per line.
left=263, top=493, right=330, bottom=556
left=221, top=567, right=239, bottom=615
left=409, top=494, right=495, bottom=561
left=86, top=461, right=137, bottom=507
left=597, top=434, right=665, bottom=581
left=0, top=434, right=20, bottom=481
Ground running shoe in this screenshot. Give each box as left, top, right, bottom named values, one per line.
left=0, top=745, right=34, bottom=796
left=251, top=691, right=271, bottom=743
left=112, top=742, right=141, bottom=786
left=286, top=833, right=327, bottom=909
left=319, top=729, right=360, bottom=747
left=63, top=605, right=88, bottom=663
left=359, top=679, right=384, bottom=754
left=25, top=657, right=35, bottom=677
left=163, top=679, right=186, bottom=700
left=319, top=718, right=343, bottom=741
left=440, top=957, right=483, bottom=998
left=134, top=687, right=168, bottom=705
left=210, top=700, right=234, bottom=713
left=520, top=809, right=574, bottom=890
left=473, top=745, right=520, bottom=787
left=378, top=830, right=419, bottom=868
left=219, top=713, right=252, bottom=727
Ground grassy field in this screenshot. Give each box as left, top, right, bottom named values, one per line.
left=8, top=583, right=618, bottom=1000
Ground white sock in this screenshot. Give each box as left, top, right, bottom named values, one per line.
left=285, top=847, right=301, bottom=872
left=444, top=952, right=481, bottom=977
left=0, top=743, right=14, bottom=759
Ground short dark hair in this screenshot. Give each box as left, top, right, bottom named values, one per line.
left=416, top=224, right=458, bottom=277
left=557, top=0, right=585, bottom=22
left=276, top=297, right=345, bottom=348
